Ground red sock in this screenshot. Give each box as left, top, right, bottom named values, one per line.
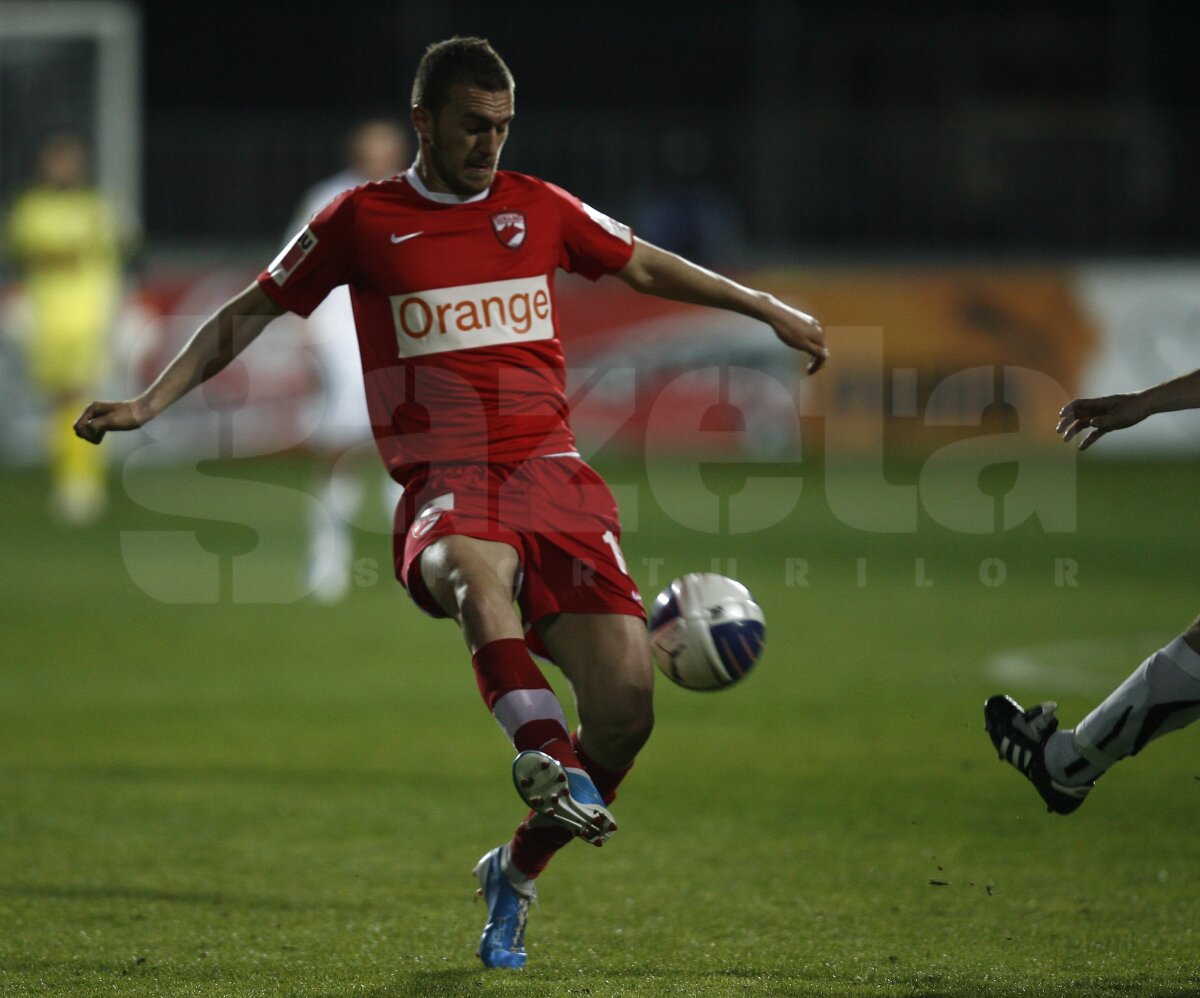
left=471, top=638, right=580, bottom=769
left=507, top=728, right=635, bottom=879
left=569, top=729, right=632, bottom=805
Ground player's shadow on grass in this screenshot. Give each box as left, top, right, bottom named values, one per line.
left=0, top=883, right=365, bottom=911
left=39, top=762, right=417, bottom=789
left=313, top=968, right=483, bottom=997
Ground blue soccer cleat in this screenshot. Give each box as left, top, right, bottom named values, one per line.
left=473, top=845, right=536, bottom=969
left=512, top=750, right=617, bottom=846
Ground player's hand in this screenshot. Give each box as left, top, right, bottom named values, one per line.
left=769, top=304, right=828, bottom=375
left=1056, top=393, right=1148, bottom=451
left=73, top=399, right=150, bottom=445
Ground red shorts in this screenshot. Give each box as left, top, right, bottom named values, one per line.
left=394, top=457, right=645, bottom=633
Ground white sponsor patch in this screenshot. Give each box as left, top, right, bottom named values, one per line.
left=581, top=202, right=632, bottom=244
left=268, top=226, right=319, bottom=286
left=390, top=275, right=554, bottom=357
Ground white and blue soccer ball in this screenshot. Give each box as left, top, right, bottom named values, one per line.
left=648, top=573, right=766, bottom=691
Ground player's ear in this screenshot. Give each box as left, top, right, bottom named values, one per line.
left=411, top=105, right=433, bottom=144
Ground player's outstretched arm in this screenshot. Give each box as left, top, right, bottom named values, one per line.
left=74, top=282, right=286, bottom=444
left=615, top=238, right=828, bottom=374
left=1058, top=367, right=1200, bottom=451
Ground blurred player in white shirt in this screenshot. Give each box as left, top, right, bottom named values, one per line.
left=287, top=121, right=408, bottom=601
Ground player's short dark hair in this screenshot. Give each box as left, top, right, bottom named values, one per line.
left=411, top=37, right=514, bottom=115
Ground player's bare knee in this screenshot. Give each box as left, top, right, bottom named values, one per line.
left=449, top=571, right=511, bottom=631
left=418, top=544, right=459, bottom=618
left=421, top=539, right=517, bottom=629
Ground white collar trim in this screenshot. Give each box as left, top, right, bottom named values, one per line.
left=404, top=166, right=491, bottom=204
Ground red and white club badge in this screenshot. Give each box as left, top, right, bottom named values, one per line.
left=491, top=211, right=527, bottom=249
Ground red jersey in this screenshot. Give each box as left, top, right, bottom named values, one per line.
left=257, top=169, right=635, bottom=485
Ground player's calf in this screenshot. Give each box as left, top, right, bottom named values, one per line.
left=575, top=706, right=654, bottom=773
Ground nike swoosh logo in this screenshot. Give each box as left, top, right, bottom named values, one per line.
left=390, top=231, right=422, bottom=244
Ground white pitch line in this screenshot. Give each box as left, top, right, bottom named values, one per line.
left=983, top=632, right=1171, bottom=695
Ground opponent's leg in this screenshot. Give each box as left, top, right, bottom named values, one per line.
left=508, top=612, right=653, bottom=878
left=986, top=617, right=1200, bottom=812
left=1058, top=621, right=1200, bottom=779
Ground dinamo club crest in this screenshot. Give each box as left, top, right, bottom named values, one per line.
left=491, top=211, right=527, bottom=249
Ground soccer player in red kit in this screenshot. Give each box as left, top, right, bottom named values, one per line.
left=74, top=37, right=827, bottom=969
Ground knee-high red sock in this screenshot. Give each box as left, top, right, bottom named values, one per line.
left=471, top=638, right=581, bottom=770
left=507, top=728, right=635, bottom=879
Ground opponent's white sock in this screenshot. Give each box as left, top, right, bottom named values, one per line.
left=1045, top=637, right=1200, bottom=785
left=1043, top=728, right=1102, bottom=786
left=306, top=469, right=363, bottom=602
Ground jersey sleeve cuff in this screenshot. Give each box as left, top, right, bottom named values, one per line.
left=256, top=270, right=311, bottom=317
left=574, top=229, right=637, bottom=282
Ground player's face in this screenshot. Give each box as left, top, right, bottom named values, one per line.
left=40, top=141, right=87, bottom=188
left=422, top=85, right=514, bottom=196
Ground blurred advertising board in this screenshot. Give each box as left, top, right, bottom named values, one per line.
left=1072, top=263, right=1200, bottom=453
left=557, top=265, right=1097, bottom=457
left=15, top=262, right=1200, bottom=466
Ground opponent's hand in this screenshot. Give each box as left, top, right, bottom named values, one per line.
left=1056, top=393, right=1148, bottom=451
left=769, top=304, right=828, bottom=375
left=74, top=399, right=149, bottom=445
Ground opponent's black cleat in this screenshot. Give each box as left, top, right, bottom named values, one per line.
left=984, top=694, right=1093, bottom=815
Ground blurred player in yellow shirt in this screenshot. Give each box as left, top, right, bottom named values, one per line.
left=6, top=134, right=122, bottom=523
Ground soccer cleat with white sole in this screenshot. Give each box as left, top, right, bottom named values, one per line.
left=512, top=750, right=617, bottom=845
left=473, top=846, right=535, bottom=969
left=984, top=694, right=1093, bottom=815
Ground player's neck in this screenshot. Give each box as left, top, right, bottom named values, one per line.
left=407, top=160, right=491, bottom=205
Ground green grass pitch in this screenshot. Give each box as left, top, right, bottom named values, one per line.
left=2, top=455, right=1200, bottom=996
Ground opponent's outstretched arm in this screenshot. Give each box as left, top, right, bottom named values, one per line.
left=74, top=282, right=285, bottom=444
left=616, top=238, right=827, bottom=374
left=1057, top=367, right=1200, bottom=451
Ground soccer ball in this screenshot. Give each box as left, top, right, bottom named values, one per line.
left=648, top=573, right=766, bottom=690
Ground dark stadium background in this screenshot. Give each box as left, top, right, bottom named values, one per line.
left=138, top=0, right=1200, bottom=257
